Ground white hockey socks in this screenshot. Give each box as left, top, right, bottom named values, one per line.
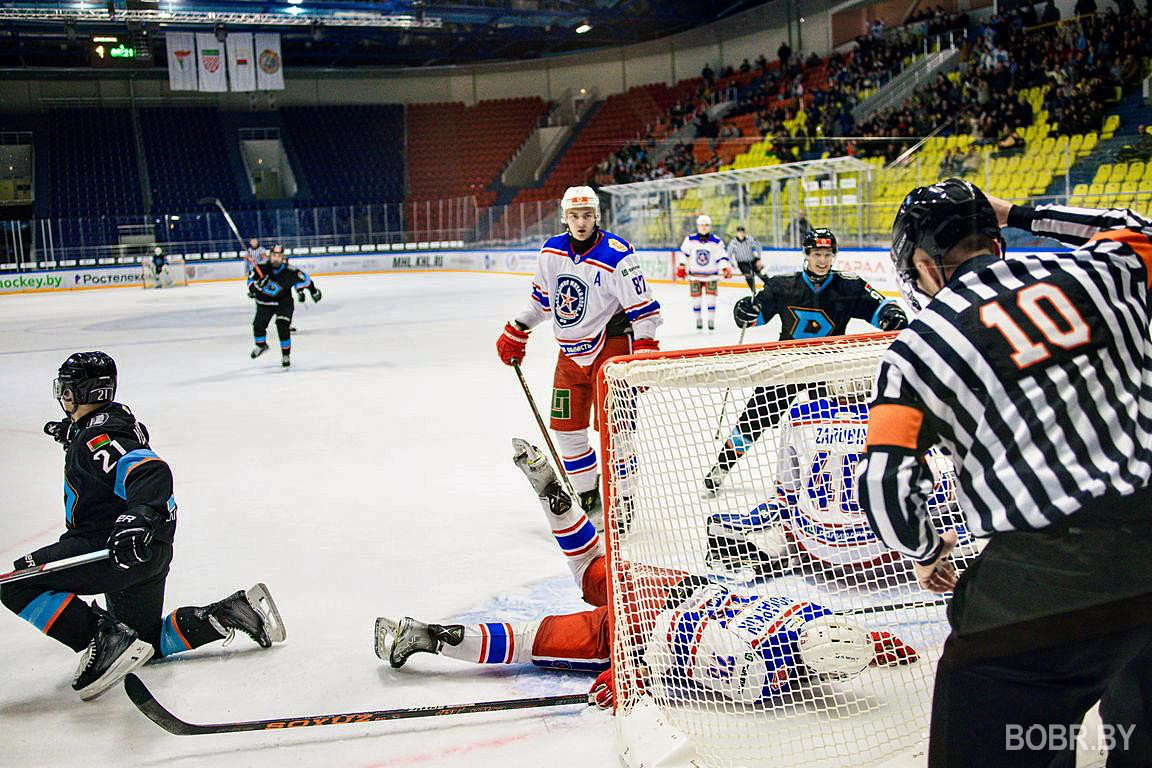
left=554, top=430, right=598, bottom=495
left=438, top=621, right=538, bottom=665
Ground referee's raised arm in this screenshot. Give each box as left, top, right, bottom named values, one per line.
left=856, top=178, right=1152, bottom=768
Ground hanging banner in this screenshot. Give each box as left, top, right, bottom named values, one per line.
left=226, top=33, right=256, bottom=92
left=254, top=33, right=285, bottom=91
left=196, top=33, right=227, bottom=93
left=165, top=32, right=198, bottom=91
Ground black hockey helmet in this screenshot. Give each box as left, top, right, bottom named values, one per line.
left=803, top=228, right=838, bottom=254
left=54, top=351, right=117, bottom=410
left=891, top=178, right=1004, bottom=308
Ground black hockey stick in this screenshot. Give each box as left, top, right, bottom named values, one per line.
left=836, top=598, right=948, bottom=617
left=0, top=549, right=109, bottom=585
left=197, top=196, right=263, bottom=279
left=123, top=674, right=588, bottom=735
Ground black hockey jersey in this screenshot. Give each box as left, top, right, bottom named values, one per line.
left=247, top=262, right=314, bottom=305
left=751, top=271, right=897, bottom=339
left=60, top=403, right=177, bottom=542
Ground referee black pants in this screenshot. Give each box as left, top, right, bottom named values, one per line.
left=1, top=534, right=228, bottom=658
left=929, top=505, right=1152, bottom=767
left=736, top=261, right=759, bottom=293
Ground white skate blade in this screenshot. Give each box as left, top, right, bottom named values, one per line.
left=78, top=639, right=154, bottom=702
left=374, top=617, right=398, bottom=661
left=246, top=583, right=286, bottom=644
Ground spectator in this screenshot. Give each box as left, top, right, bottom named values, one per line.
left=1074, top=0, right=1098, bottom=14
left=777, top=41, right=792, bottom=65
left=702, top=63, right=716, bottom=84
left=785, top=211, right=813, bottom=245
left=1042, top=0, right=1061, bottom=23
left=740, top=58, right=752, bottom=73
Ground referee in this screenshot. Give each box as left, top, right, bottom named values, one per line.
left=726, top=225, right=763, bottom=293
left=857, top=178, right=1151, bottom=767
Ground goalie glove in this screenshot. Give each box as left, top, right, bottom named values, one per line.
left=108, top=506, right=160, bottom=570
left=589, top=666, right=615, bottom=710
left=869, top=630, right=920, bottom=666
left=497, top=321, right=529, bottom=366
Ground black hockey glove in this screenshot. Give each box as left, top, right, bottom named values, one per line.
left=108, top=505, right=160, bottom=570
left=877, top=304, right=909, bottom=331
left=733, top=296, right=761, bottom=328
left=297, top=289, right=307, bottom=303
left=43, top=418, right=75, bottom=449
left=309, top=287, right=322, bottom=303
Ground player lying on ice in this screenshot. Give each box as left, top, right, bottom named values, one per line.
left=705, top=385, right=967, bottom=580
left=374, top=439, right=918, bottom=709
left=0, top=352, right=286, bottom=700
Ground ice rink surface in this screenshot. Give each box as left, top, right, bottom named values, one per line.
left=0, top=270, right=805, bottom=768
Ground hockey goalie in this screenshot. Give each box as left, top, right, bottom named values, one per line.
left=374, top=440, right=918, bottom=709
left=705, top=384, right=966, bottom=582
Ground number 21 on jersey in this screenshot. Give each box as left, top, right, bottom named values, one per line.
left=978, top=281, right=1092, bottom=369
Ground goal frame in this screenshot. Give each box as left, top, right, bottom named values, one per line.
left=141, top=254, right=189, bottom=289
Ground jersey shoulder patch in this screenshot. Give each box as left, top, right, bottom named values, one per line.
left=607, top=238, right=630, bottom=253
left=836, top=271, right=862, bottom=281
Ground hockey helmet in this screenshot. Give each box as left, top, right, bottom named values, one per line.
left=54, top=351, right=117, bottom=411
left=796, top=616, right=872, bottom=680
left=560, top=186, right=600, bottom=220
left=696, top=214, right=713, bottom=234
left=803, top=228, right=838, bottom=254
left=890, top=178, right=1004, bottom=309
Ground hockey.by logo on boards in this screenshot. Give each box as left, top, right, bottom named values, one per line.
left=554, top=275, right=589, bottom=327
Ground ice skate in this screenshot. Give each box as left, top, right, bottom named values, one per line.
left=696, top=319, right=704, bottom=331
left=512, top=438, right=558, bottom=496
left=281, top=352, right=291, bottom=368
left=196, top=583, right=286, bottom=648
left=375, top=616, right=463, bottom=669
left=708, top=320, right=715, bottom=332
left=250, top=343, right=269, bottom=359
left=72, top=605, right=154, bottom=701
left=702, top=464, right=728, bottom=497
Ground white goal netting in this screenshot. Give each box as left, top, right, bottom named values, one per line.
left=598, top=333, right=976, bottom=768
left=141, top=255, right=189, bottom=289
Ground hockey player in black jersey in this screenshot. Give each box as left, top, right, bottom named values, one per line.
left=247, top=244, right=321, bottom=367
left=0, top=352, right=285, bottom=701
left=703, top=228, right=908, bottom=495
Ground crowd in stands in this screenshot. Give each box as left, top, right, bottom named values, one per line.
left=592, top=2, right=1152, bottom=187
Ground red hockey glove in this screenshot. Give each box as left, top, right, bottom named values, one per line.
left=722, top=266, right=733, bottom=279
left=497, top=321, right=529, bottom=366
left=676, top=264, right=686, bottom=279
left=869, top=630, right=920, bottom=666
left=589, top=666, right=615, bottom=710
left=633, top=338, right=659, bottom=353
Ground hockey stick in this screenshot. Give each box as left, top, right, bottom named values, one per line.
left=123, top=674, right=588, bottom=736
left=197, top=196, right=263, bottom=279
left=712, top=325, right=748, bottom=441
left=512, top=362, right=582, bottom=504
left=0, top=549, right=109, bottom=585
left=836, top=599, right=948, bottom=617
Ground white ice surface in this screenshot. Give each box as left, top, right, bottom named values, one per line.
left=1, top=272, right=850, bottom=768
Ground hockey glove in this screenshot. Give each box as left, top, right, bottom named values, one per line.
left=247, top=284, right=260, bottom=299
left=722, top=266, right=733, bottom=280
left=877, top=303, right=909, bottom=331
left=296, top=289, right=307, bottom=303
left=108, top=505, right=160, bottom=570
left=733, top=296, right=761, bottom=328
left=869, top=631, right=920, bottom=666
left=675, top=264, right=687, bottom=279
left=589, top=666, right=615, bottom=710
left=497, top=321, right=529, bottom=366
left=43, top=418, right=75, bottom=449
left=633, top=337, right=659, bottom=353
left=309, top=287, right=322, bottom=303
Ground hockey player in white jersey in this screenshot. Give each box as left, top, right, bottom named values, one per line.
left=677, top=214, right=732, bottom=331
left=374, top=440, right=919, bottom=710
left=497, top=187, right=662, bottom=516
left=706, top=389, right=964, bottom=579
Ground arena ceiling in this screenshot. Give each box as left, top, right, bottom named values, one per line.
left=0, top=0, right=774, bottom=69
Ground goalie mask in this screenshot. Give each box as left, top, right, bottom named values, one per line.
left=890, top=178, right=1003, bottom=311
left=54, top=351, right=117, bottom=414
left=797, top=616, right=872, bottom=680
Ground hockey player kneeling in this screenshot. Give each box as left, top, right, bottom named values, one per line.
left=1, top=352, right=286, bottom=701
left=373, top=439, right=916, bottom=711
left=706, top=390, right=963, bottom=580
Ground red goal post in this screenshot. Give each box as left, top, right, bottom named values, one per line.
left=595, top=332, right=973, bottom=768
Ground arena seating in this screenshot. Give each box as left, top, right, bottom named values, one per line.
left=139, top=107, right=243, bottom=214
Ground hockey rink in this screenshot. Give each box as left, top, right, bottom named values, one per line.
left=0, top=270, right=769, bottom=768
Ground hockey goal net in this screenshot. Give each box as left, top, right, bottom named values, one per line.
left=141, top=255, right=188, bottom=289
left=597, top=333, right=975, bottom=768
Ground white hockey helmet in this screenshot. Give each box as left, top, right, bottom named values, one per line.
left=561, top=186, right=600, bottom=220
left=696, top=214, right=713, bottom=233
left=797, top=616, right=872, bottom=680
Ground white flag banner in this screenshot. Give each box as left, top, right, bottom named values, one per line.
left=226, top=33, right=256, bottom=92
left=196, top=33, right=227, bottom=93
left=165, top=32, right=198, bottom=91
left=254, top=33, right=285, bottom=91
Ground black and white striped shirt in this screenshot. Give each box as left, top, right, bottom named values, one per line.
left=857, top=204, right=1152, bottom=562
left=726, top=235, right=763, bottom=264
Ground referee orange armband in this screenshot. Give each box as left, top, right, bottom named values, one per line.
left=865, top=404, right=924, bottom=451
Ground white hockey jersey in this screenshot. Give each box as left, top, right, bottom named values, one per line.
left=515, top=229, right=662, bottom=367
left=678, top=233, right=730, bottom=281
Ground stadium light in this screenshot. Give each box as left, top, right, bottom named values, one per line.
left=575, top=21, right=591, bottom=34
left=285, top=5, right=304, bottom=14
left=287, top=0, right=301, bottom=4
